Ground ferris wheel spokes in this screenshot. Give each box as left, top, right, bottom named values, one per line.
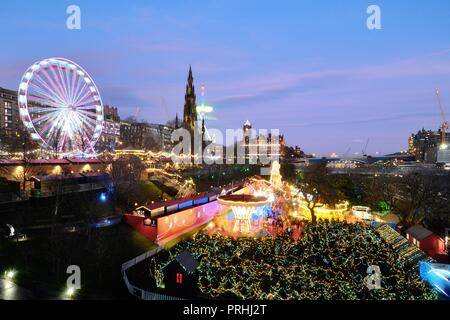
left=18, top=57, right=104, bottom=155
left=29, top=77, right=67, bottom=107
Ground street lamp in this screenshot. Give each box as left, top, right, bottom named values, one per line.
left=65, top=287, right=75, bottom=299
left=4, top=269, right=16, bottom=280
left=6, top=270, right=15, bottom=279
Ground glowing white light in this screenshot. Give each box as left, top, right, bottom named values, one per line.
left=18, top=95, right=27, bottom=104
left=18, top=58, right=104, bottom=155
left=66, top=287, right=75, bottom=297
left=5, top=270, right=16, bottom=280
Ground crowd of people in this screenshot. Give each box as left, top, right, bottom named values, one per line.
left=154, top=221, right=437, bottom=300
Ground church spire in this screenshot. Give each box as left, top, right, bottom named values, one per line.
left=188, top=64, right=193, bottom=82
left=183, top=65, right=197, bottom=131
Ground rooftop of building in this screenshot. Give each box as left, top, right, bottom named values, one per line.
left=138, top=192, right=218, bottom=212
left=0, top=158, right=110, bottom=166
left=175, top=250, right=199, bottom=274
left=0, top=87, right=18, bottom=96
left=406, top=225, right=435, bottom=241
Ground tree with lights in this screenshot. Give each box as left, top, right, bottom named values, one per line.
left=295, top=162, right=340, bottom=223
left=151, top=224, right=436, bottom=300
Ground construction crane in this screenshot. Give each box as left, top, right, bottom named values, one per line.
left=435, top=89, right=449, bottom=148
left=133, top=107, right=141, bottom=121
left=343, top=146, right=351, bottom=158
left=362, top=138, right=370, bottom=157
left=161, top=97, right=171, bottom=123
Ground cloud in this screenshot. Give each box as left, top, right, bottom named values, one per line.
left=283, top=112, right=441, bottom=128
left=210, top=51, right=450, bottom=107
left=0, top=59, right=41, bottom=88
left=127, top=38, right=199, bottom=54
left=101, top=85, right=150, bottom=109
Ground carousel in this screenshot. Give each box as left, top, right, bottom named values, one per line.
left=217, top=194, right=271, bottom=234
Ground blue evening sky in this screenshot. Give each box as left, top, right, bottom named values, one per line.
left=1, top=0, right=450, bottom=156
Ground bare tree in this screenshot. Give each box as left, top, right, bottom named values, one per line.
left=124, top=116, right=137, bottom=123
left=51, top=128, right=63, bottom=158
left=381, top=172, right=435, bottom=225
left=7, top=129, right=38, bottom=192
left=143, top=134, right=162, bottom=152
left=296, top=162, right=340, bottom=223
left=110, top=155, right=145, bottom=210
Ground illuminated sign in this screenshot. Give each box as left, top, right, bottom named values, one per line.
left=143, top=218, right=156, bottom=227
left=176, top=273, right=183, bottom=284
left=196, top=105, right=213, bottom=113
left=419, top=261, right=450, bottom=298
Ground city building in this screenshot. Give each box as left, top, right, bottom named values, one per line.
left=437, top=147, right=450, bottom=164
left=0, top=87, right=21, bottom=143
left=120, top=121, right=175, bottom=152
left=97, top=104, right=121, bottom=152
left=408, top=128, right=450, bottom=163
left=241, top=120, right=286, bottom=164
left=406, top=225, right=447, bottom=262
left=0, top=158, right=111, bottom=194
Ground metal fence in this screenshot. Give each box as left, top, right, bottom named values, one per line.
left=0, top=182, right=108, bottom=204
left=121, top=247, right=182, bottom=300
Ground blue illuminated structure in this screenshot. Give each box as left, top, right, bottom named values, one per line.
left=193, top=197, right=209, bottom=206
left=225, top=205, right=271, bottom=221
left=178, top=200, right=193, bottom=210
left=251, top=205, right=271, bottom=220
left=100, top=192, right=107, bottom=202
left=419, top=261, right=450, bottom=299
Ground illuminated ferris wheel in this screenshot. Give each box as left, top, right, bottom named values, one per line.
left=18, top=57, right=104, bottom=155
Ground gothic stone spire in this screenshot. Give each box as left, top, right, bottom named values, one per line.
left=183, top=65, right=197, bottom=130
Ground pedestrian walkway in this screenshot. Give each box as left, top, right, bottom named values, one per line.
left=0, top=278, right=63, bottom=300
left=0, top=279, right=35, bottom=300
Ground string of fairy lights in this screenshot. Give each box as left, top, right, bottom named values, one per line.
left=152, top=222, right=437, bottom=300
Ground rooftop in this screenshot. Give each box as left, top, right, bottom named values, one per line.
left=175, top=250, right=199, bottom=274
left=406, top=225, right=434, bottom=241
